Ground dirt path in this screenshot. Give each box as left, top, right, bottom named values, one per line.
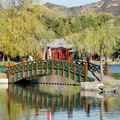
left=0, top=72, right=7, bottom=79
left=88, top=71, right=120, bottom=84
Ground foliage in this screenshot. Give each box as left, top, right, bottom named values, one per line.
left=0, top=6, right=55, bottom=60
left=0, top=2, right=120, bottom=62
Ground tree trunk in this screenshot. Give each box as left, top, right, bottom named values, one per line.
left=7, top=56, right=10, bottom=62
left=117, top=55, right=120, bottom=62
left=43, top=47, right=47, bottom=60
left=100, top=48, right=104, bottom=81
left=106, top=55, right=108, bottom=62
left=2, top=54, right=5, bottom=62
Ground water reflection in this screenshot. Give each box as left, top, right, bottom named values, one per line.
left=0, top=76, right=120, bottom=120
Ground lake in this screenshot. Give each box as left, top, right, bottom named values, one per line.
left=0, top=64, right=120, bottom=120
left=108, top=64, right=120, bottom=79
left=0, top=75, right=120, bottom=120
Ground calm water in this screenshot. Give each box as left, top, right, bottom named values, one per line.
left=0, top=66, right=6, bottom=72
left=108, top=64, right=120, bottom=79
left=0, top=75, right=120, bottom=120
left=0, top=64, right=120, bottom=120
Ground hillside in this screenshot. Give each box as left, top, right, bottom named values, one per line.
left=45, top=0, right=120, bottom=17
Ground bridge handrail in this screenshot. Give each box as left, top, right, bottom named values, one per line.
left=71, top=60, right=107, bottom=74
left=6, top=57, right=108, bottom=83
left=6, top=58, right=88, bottom=83
left=6, top=59, right=85, bottom=69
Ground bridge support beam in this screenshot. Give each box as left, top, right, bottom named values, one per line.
left=68, top=57, right=71, bottom=78
left=84, top=62, right=88, bottom=82
left=52, top=57, right=54, bottom=75
left=105, top=62, right=108, bottom=75
left=22, top=58, right=24, bottom=78
left=8, top=62, right=11, bottom=83
left=36, top=56, right=38, bottom=75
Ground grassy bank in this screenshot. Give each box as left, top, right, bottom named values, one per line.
left=0, top=60, right=120, bottom=67
left=0, top=61, right=18, bottom=66
left=90, top=60, right=120, bottom=65
left=0, top=72, right=7, bottom=78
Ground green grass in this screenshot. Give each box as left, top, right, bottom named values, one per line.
left=90, top=60, right=120, bottom=64
left=0, top=61, right=18, bottom=66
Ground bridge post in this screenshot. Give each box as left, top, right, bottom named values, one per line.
left=79, top=70, right=82, bottom=84
left=62, top=62, right=64, bottom=76
left=46, top=61, right=48, bottom=75
left=70, top=54, right=73, bottom=61
left=105, top=62, right=108, bottom=75
left=74, top=66, right=76, bottom=81
left=22, top=58, right=24, bottom=78
left=8, top=62, right=11, bottom=83
left=68, top=57, right=71, bottom=78
left=36, top=56, right=38, bottom=75
left=85, top=62, right=88, bottom=82
left=52, top=55, right=54, bottom=74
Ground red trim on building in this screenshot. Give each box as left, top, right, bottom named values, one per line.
left=51, top=48, right=71, bottom=60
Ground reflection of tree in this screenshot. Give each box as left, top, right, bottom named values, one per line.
left=0, top=88, right=8, bottom=120
left=0, top=85, right=23, bottom=120
left=38, top=75, right=80, bottom=96
left=5, top=83, right=120, bottom=120
left=100, top=97, right=104, bottom=120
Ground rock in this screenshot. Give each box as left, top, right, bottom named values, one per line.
left=81, top=90, right=104, bottom=98
left=0, top=78, right=8, bottom=84
left=81, top=82, right=104, bottom=91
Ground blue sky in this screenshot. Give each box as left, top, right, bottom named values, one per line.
left=41, top=0, right=101, bottom=7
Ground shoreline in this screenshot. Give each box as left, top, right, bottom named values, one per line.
left=0, top=72, right=8, bottom=84
left=90, top=60, right=120, bottom=65
left=0, top=60, right=120, bottom=66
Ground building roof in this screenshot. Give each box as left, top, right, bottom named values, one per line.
left=47, top=38, right=73, bottom=48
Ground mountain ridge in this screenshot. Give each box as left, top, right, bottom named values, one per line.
left=44, top=0, right=120, bottom=17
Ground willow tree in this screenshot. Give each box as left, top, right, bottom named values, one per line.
left=30, top=4, right=56, bottom=59
left=0, top=7, right=54, bottom=61
left=112, top=18, right=120, bottom=60
left=65, top=28, right=92, bottom=60
left=90, top=19, right=118, bottom=80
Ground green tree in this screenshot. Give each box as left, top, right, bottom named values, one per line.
left=55, top=19, right=65, bottom=38
left=65, top=29, right=92, bottom=58
left=71, top=17, right=82, bottom=33
left=0, top=7, right=55, bottom=61
left=90, top=19, right=118, bottom=80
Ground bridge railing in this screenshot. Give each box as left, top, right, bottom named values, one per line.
left=7, top=57, right=90, bottom=84
left=72, top=60, right=108, bottom=75
left=7, top=56, right=108, bottom=84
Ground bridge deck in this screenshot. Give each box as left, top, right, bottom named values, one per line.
left=88, top=71, right=120, bottom=83
left=6, top=57, right=113, bottom=84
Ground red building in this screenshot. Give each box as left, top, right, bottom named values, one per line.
left=47, top=38, right=73, bottom=60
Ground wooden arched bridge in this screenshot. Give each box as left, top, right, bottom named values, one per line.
left=7, top=56, right=108, bottom=84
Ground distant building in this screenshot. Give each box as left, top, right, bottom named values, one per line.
left=47, top=38, right=74, bottom=60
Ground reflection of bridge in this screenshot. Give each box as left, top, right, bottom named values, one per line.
left=7, top=56, right=108, bottom=84
left=8, top=84, right=109, bottom=118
